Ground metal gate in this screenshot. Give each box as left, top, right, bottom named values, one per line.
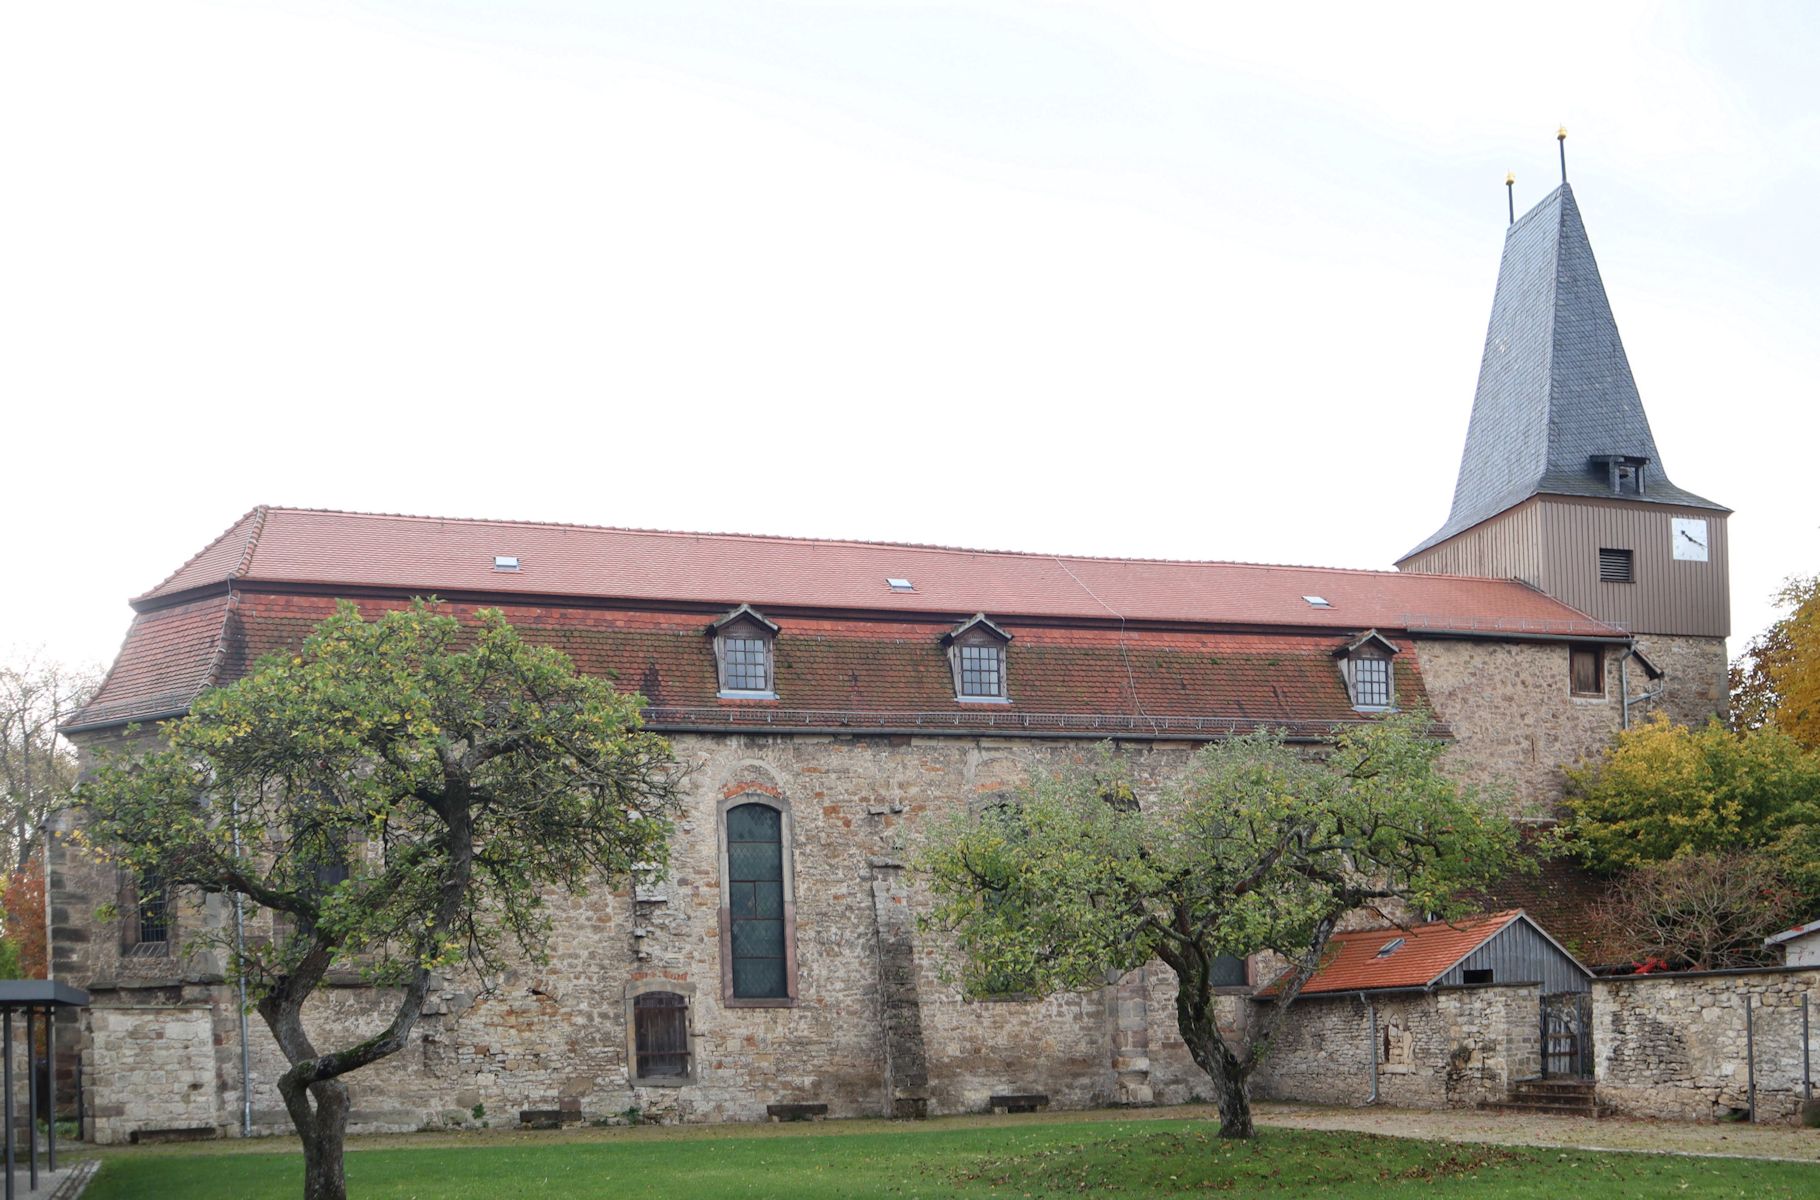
left=1541, top=992, right=1593, bottom=1078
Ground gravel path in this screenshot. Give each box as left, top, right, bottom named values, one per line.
left=1253, top=1101, right=1820, bottom=1163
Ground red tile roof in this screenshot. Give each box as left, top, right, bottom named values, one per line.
left=70, top=595, right=238, bottom=731
left=133, top=507, right=1622, bottom=637
left=72, top=592, right=1437, bottom=735
left=1267, top=911, right=1525, bottom=996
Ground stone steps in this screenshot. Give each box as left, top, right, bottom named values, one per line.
left=1485, top=1078, right=1601, bottom=1118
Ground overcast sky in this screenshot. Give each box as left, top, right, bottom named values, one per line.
left=4, top=1, right=1816, bottom=674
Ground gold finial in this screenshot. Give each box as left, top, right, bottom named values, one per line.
left=1557, top=125, right=1567, bottom=141
left=1506, top=171, right=1516, bottom=185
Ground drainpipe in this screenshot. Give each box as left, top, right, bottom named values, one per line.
left=1618, top=641, right=1667, bottom=731
left=1363, top=993, right=1379, bottom=1104
left=230, top=799, right=252, bottom=1137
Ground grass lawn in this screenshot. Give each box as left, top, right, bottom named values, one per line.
left=82, top=1115, right=1818, bottom=1199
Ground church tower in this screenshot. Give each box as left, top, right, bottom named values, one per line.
left=1399, top=181, right=1731, bottom=724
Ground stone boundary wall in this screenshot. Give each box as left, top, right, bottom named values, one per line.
left=1593, top=967, right=1819, bottom=1123
left=1250, top=983, right=1541, bottom=1110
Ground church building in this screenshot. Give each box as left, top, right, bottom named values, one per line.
left=53, top=181, right=1730, bottom=1141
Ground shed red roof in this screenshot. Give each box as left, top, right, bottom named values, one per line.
left=135, top=507, right=1621, bottom=637
left=1268, top=911, right=1525, bottom=996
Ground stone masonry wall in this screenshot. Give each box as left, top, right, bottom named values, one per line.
left=1593, top=968, right=1819, bottom=1123
left=86, top=1003, right=217, bottom=1143
left=1414, top=634, right=1728, bottom=816
left=56, top=631, right=1728, bottom=1143
left=65, top=733, right=1202, bottom=1140
left=1631, top=634, right=1729, bottom=731
left=1250, top=985, right=1542, bottom=1110
left=1417, top=639, right=1621, bottom=815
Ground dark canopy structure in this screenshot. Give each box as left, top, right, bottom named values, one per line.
left=0, top=981, right=88, bottom=1200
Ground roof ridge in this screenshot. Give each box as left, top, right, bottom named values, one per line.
left=245, top=506, right=1565, bottom=582
left=232, top=505, right=270, bottom=579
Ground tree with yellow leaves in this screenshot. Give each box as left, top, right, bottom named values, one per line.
left=1731, top=575, right=1820, bottom=748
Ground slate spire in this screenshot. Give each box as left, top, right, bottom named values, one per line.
left=1405, top=184, right=1721, bottom=560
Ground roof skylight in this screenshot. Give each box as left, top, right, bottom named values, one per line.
left=887, top=578, right=914, bottom=592
left=1375, top=937, right=1405, bottom=958
left=1302, top=595, right=1331, bottom=608
left=493, top=556, right=521, bottom=572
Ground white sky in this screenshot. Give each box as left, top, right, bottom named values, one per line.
left=4, top=0, right=1816, bottom=673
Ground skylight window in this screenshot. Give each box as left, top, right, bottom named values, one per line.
left=1375, top=937, right=1405, bottom=958
left=1302, top=595, right=1331, bottom=608
left=493, top=556, right=521, bottom=572
left=887, top=578, right=914, bottom=592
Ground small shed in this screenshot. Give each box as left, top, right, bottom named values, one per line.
left=1272, top=909, right=1592, bottom=997
left=1764, top=917, right=1820, bottom=967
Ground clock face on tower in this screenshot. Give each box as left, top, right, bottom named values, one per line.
left=1672, top=517, right=1709, bottom=562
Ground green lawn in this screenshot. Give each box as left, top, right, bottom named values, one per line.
left=83, top=1117, right=1817, bottom=1199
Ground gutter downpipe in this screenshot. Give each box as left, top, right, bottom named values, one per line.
left=1618, top=640, right=1667, bottom=731
left=1363, top=993, right=1379, bottom=1104
left=230, top=799, right=252, bottom=1138
left=1620, top=645, right=1632, bottom=730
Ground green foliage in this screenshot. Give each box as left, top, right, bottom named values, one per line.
left=0, top=937, right=23, bottom=980
left=920, top=716, right=1516, bottom=1004
left=1559, top=715, right=1820, bottom=903
left=76, top=597, right=682, bottom=1000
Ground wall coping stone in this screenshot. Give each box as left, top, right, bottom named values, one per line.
left=1593, top=965, right=1820, bottom=984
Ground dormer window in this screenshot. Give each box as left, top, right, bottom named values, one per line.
left=944, top=614, right=1011, bottom=703
left=1591, top=454, right=1650, bottom=497
left=708, top=604, right=779, bottom=698
left=1335, top=630, right=1398, bottom=712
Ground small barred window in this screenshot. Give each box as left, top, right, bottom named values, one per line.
left=136, top=871, right=169, bottom=947
left=633, top=992, right=691, bottom=1080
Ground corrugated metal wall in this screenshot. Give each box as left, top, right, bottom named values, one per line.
left=1400, top=497, right=1728, bottom=638
left=1440, top=917, right=1590, bottom=995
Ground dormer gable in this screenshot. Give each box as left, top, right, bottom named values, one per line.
left=943, top=613, right=1011, bottom=702
left=1334, top=629, right=1398, bottom=712
left=707, top=604, right=779, bottom=698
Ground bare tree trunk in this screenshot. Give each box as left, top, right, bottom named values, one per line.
left=1163, top=945, right=1256, bottom=1139
left=275, top=1072, right=351, bottom=1200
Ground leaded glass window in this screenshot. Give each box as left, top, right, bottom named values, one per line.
left=957, top=643, right=1004, bottom=699
left=1351, top=656, right=1391, bottom=708
left=726, top=803, right=788, bottom=999
left=633, top=992, right=690, bottom=1079
left=1210, top=954, right=1248, bottom=988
